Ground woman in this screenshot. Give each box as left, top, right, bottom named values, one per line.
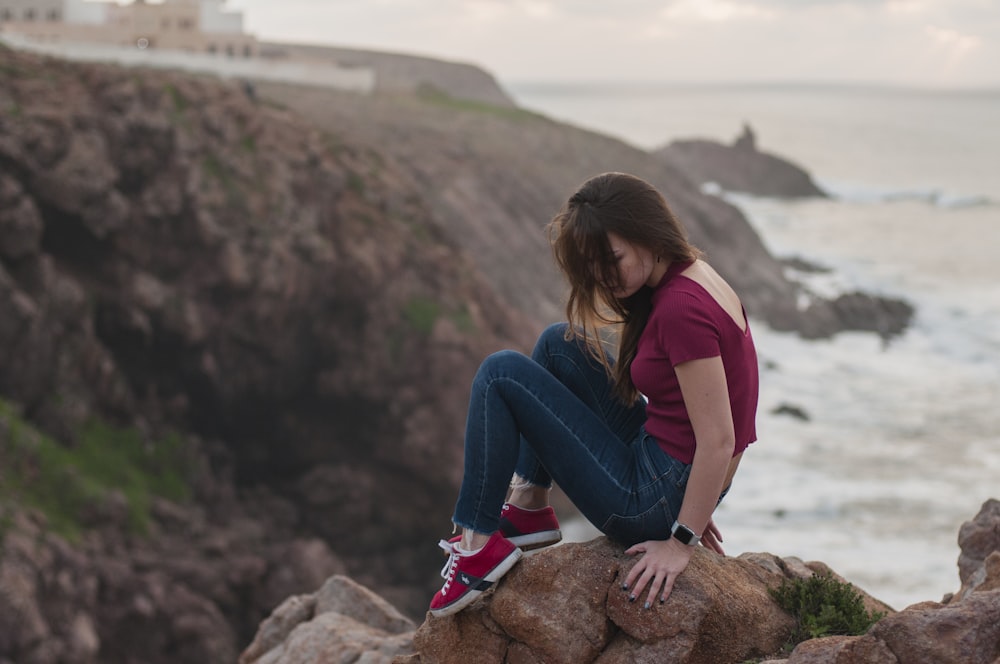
left=431, top=172, right=759, bottom=617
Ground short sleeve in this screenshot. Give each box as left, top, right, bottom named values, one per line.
left=660, top=291, right=721, bottom=366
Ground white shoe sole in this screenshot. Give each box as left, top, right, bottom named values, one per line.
left=509, top=529, right=562, bottom=551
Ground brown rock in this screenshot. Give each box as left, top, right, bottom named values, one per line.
left=0, top=175, right=44, bottom=260
left=271, top=612, right=414, bottom=664
left=653, top=128, right=828, bottom=199
left=239, top=595, right=317, bottom=664
left=314, top=575, right=415, bottom=635
left=490, top=539, right=619, bottom=663
left=871, top=591, right=1000, bottom=664
left=958, top=499, right=1000, bottom=589
left=411, top=538, right=797, bottom=664
left=785, top=634, right=897, bottom=663
left=241, top=575, right=416, bottom=664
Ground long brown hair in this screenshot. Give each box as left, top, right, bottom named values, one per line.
left=548, top=172, right=701, bottom=403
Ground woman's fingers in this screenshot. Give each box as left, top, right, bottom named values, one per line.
left=622, top=539, right=696, bottom=608
left=706, top=520, right=723, bottom=541
left=623, top=542, right=648, bottom=590
left=701, top=530, right=725, bottom=555
left=645, top=571, right=667, bottom=608
left=626, top=563, right=656, bottom=602
left=658, top=573, right=677, bottom=604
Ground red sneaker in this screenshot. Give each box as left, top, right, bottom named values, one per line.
left=430, top=531, right=522, bottom=617
left=498, top=503, right=562, bottom=550
left=442, top=504, right=562, bottom=556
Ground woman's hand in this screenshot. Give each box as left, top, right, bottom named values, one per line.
left=701, top=518, right=725, bottom=555
left=622, top=538, right=695, bottom=608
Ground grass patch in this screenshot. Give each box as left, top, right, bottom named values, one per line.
left=165, top=83, right=188, bottom=113
left=201, top=152, right=249, bottom=211
left=0, top=400, right=195, bottom=540
left=202, top=153, right=228, bottom=182
left=404, top=297, right=441, bottom=336
left=416, top=84, right=543, bottom=122
left=402, top=297, right=478, bottom=339
left=346, top=171, right=366, bottom=195
left=770, top=572, right=886, bottom=650
left=450, top=304, right=476, bottom=333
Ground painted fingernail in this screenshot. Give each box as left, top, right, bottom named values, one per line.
left=628, top=594, right=635, bottom=602
left=621, top=583, right=628, bottom=591
left=659, top=597, right=665, bottom=604
left=644, top=601, right=651, bottom=610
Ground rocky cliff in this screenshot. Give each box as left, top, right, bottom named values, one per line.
left=0, top=43, right=533, bottom=662
left=0, top=42, right=915, bottom=663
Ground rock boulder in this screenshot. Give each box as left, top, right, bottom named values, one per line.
left=654, top=124, right=828, bottom=198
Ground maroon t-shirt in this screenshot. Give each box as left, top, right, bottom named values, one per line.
left=631, top=261, right=759, bottom=464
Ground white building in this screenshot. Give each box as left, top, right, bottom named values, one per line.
left=63, top=0, right=109, bottom=25
left=0, top=0, right=377, bottom=93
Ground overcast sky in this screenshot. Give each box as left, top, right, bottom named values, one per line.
left=226, top=0, right=999, bottom=89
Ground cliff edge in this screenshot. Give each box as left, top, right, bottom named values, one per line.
left=259, top=42, right=517, bottom=107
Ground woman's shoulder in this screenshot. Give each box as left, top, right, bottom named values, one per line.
left=674, top=260, right=747, bottom=333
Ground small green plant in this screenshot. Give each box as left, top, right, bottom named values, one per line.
left=770, top=572, right=886, bottom=649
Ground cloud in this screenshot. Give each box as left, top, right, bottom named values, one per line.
left=924, top=24, right=981, bottom=57
left=659, top=0, right=776, bottom=22
left=226, top=0, right=999, bottom=87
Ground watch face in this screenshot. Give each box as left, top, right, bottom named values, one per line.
left=673, top=524, right=695, bottom=544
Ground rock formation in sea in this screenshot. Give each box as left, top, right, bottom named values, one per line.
left=239, top=499, right=1000, bottom=664
left=653, top=123, right=829, bottom=198
left=0, top=42, right=917, bottom=663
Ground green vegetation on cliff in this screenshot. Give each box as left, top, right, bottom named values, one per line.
left=0, top=400, right=195, bottom=539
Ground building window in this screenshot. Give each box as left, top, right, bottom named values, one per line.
left=225, top=44, right=234, bottom=57
left=25, top=8, right=36, bottom=20
left=243, top=45, right=252, bottom=58
left=1, top=9, right=12, bottom=21
left=47, top=9, right=60, bottom=21
left=207, top=44, right=217, bottom=54
left=179, top=18, right=194, bottom=30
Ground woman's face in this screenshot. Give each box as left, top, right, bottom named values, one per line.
left=604, top=232, right=660, bottom=299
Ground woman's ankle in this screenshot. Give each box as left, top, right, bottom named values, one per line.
left=507, top=485, right=551, bottom=511
left=460, top=530, right=492, bottom=552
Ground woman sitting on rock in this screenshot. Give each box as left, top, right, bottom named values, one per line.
left=431, top=172, right=759, bottom=617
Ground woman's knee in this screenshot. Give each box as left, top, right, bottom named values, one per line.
left=475, top=349, right=531, bottom=385
left=532, top=322, right=573, bottom=360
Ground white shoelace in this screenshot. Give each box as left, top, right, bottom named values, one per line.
left=438, top=539, right=458, bottom=583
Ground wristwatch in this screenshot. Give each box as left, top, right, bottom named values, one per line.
left=670, top=520, right=701, bottom=546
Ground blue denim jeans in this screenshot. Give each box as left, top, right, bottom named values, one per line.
left=452, top=323, right=693, bottom=546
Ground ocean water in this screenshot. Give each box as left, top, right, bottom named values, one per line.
left=506, top=81, right=1000, bottom=610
